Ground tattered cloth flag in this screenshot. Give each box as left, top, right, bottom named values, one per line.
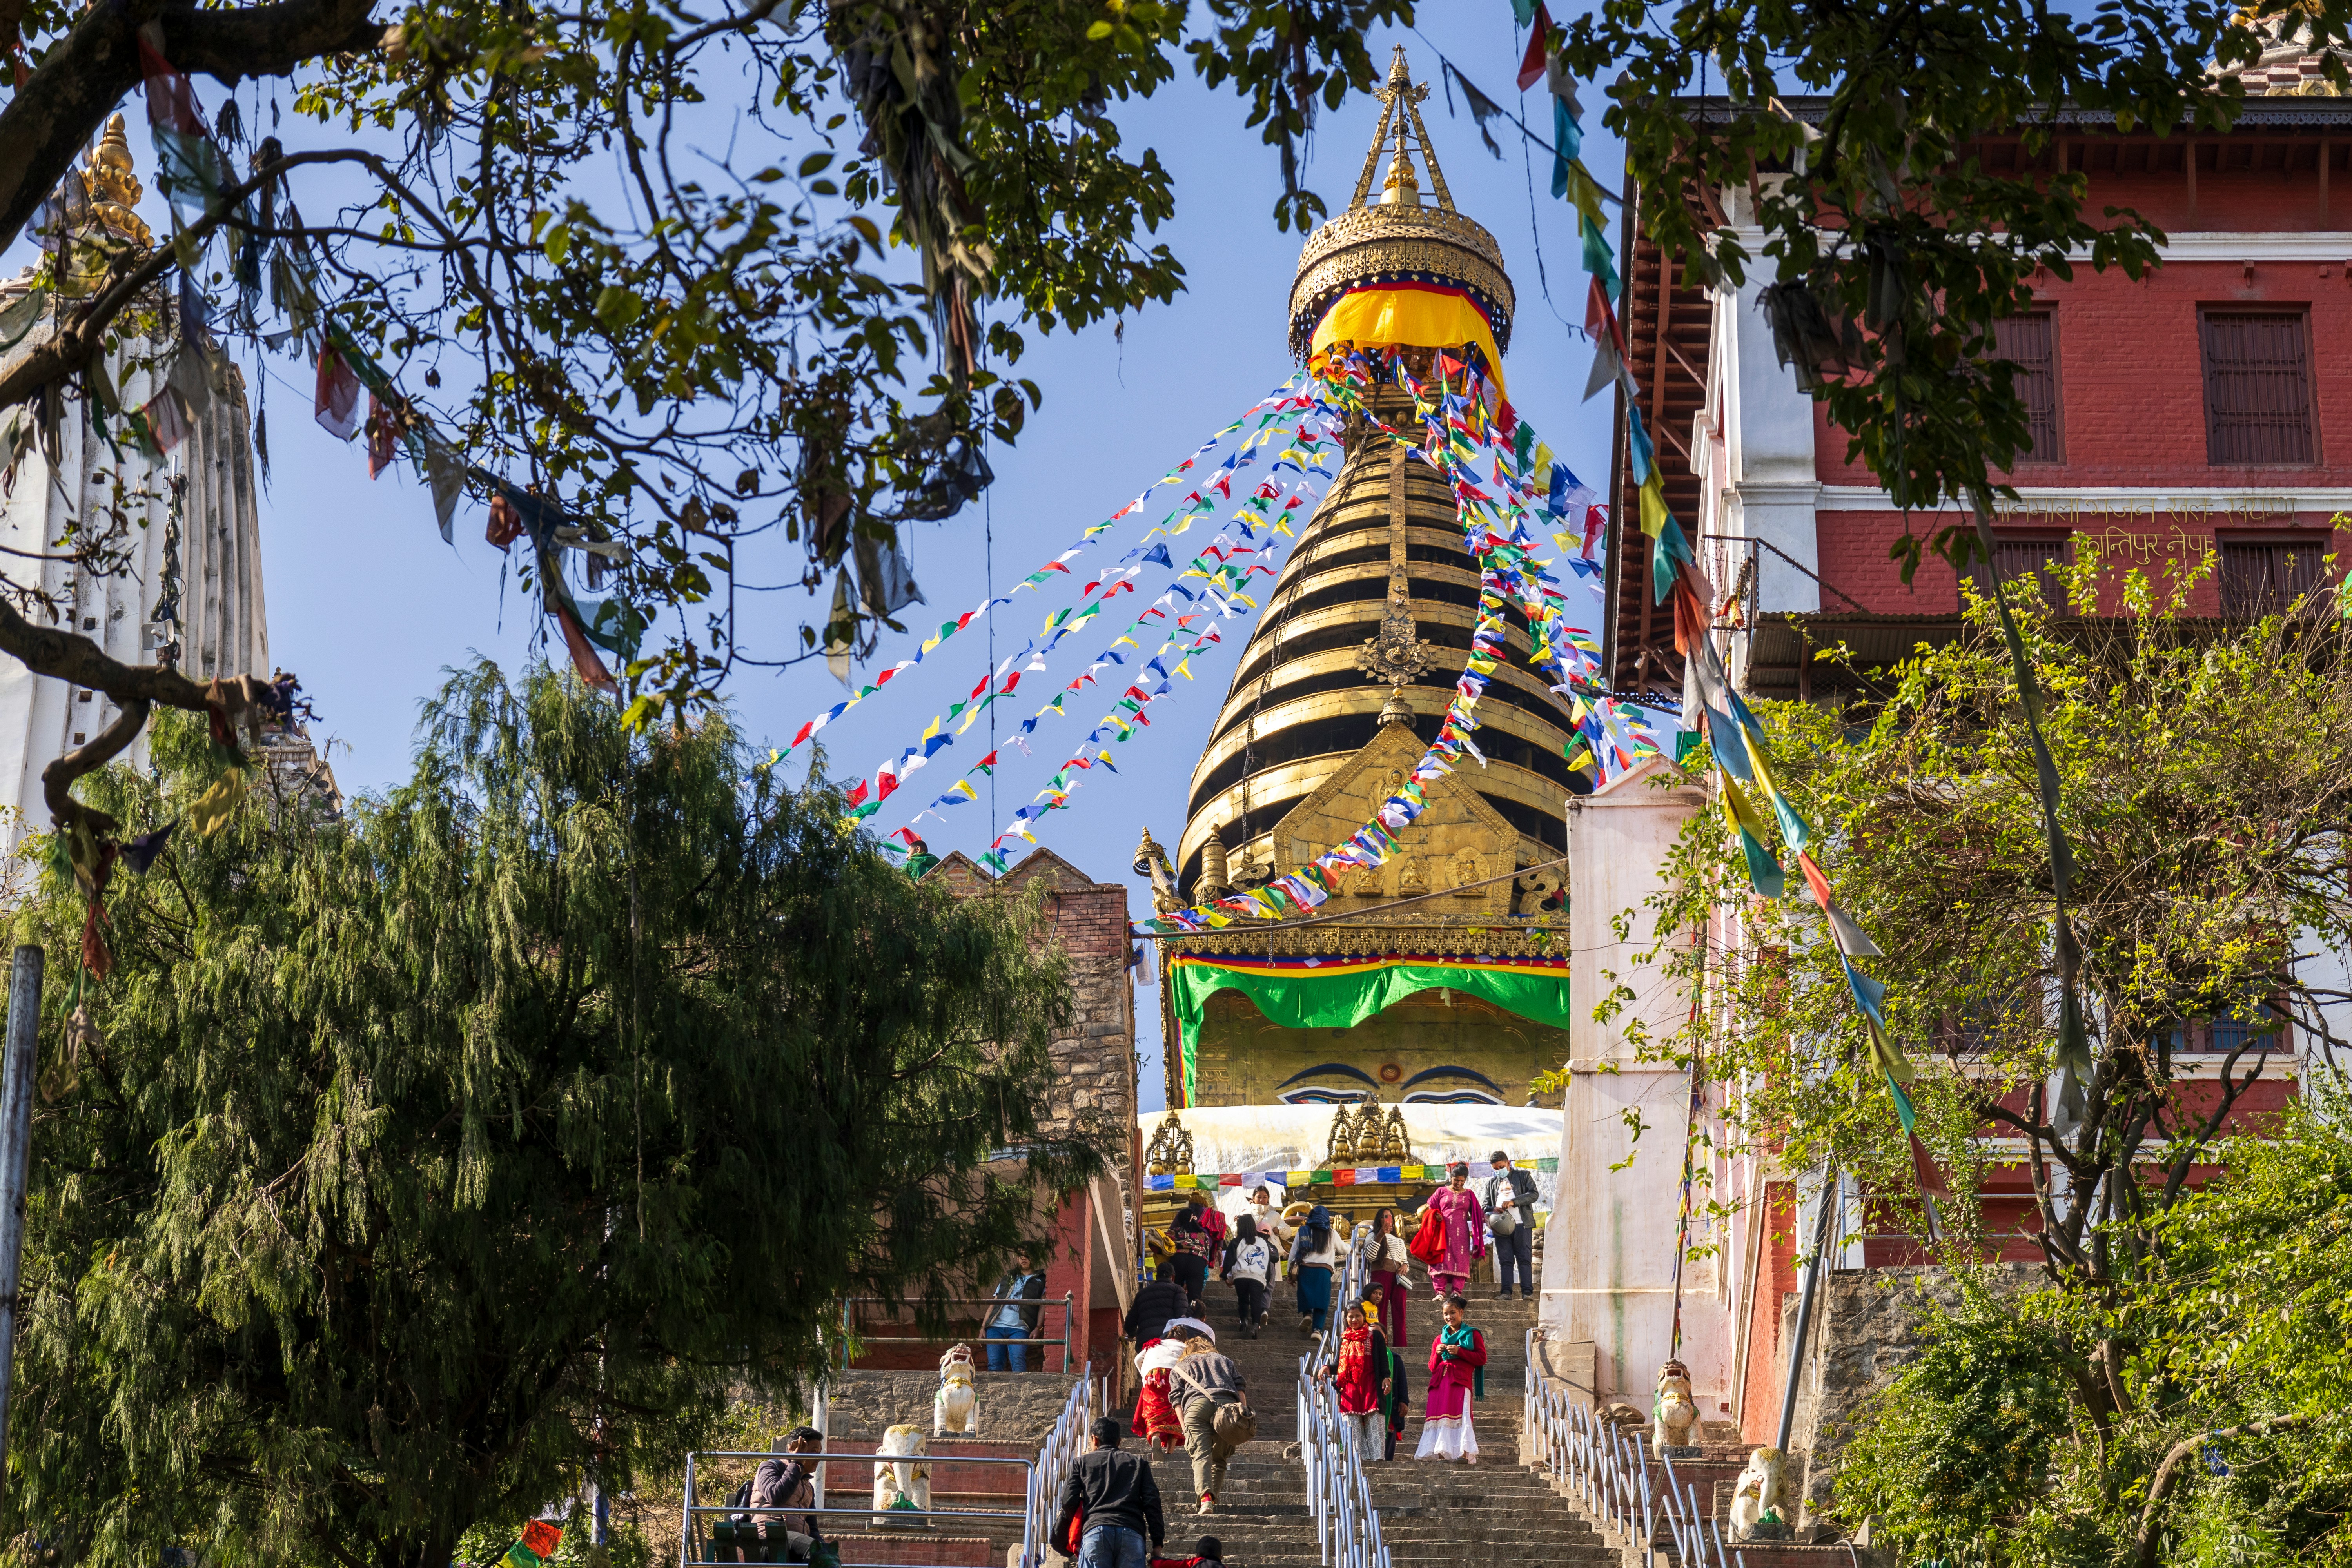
left=505, top=1520, right=563, bottom=1568
left=314, top=344, right=361, bottom=440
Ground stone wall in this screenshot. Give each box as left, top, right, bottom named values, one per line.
left=1777, top=1264, right=2039, bottom=1540
left=927, top=848, right=1140, bottom=1223
left=824, top=1368, right=1082, bottom=1448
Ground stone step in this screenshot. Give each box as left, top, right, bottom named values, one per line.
left=825, top=1533, right=998, bottom=1567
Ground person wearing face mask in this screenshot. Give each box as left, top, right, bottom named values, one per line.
left=1482, top=1150, right=1539, bottom=1301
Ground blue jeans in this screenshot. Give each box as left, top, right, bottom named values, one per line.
left=984, top=1322, right=1028, bottom=1372
left=1076, top=1526, right=1148, bottom=1568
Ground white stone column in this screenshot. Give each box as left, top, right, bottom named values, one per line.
left=1540, top=757, right=1732, bottom=1409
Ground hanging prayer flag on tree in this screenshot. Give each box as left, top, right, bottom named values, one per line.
left=505, top=1520, right=563, bottom=1568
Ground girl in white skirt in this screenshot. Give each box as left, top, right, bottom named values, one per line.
left=1414, top=1293, right=1487, bottom=1463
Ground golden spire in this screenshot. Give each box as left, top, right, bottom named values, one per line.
left=89, top=115, right=149, bottom=238
left=1354, top=47, right=1454, bottom=214
left=1286, top=48, right=1511, bottom=360
left=41, top=114, right=152, bottom=295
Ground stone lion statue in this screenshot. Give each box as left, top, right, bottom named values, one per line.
left=1652, top=1358, right=1700, bottom=1451
left=935, top=1343, right=980, bottom=1437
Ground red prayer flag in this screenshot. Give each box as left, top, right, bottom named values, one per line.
left=556, top=607, right=616, bottom=691
left=365, top=394, right=398, bottom=478
left=486, top=494, right=526, bottom=551
left=314, top=345, right=362, bottom=441
left=1911, top=1133, right=1951, bottom=1198
left=521, top=1521, right=564, bottom=1561
left=1796, top=850, right=1835, bottom=912
left=1517, top=4, right=1554, bottom=91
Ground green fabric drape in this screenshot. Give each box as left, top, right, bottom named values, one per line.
left=1169, top=958, right=1572, bottom=1103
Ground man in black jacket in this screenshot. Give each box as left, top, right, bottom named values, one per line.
left=1123, top=1263, right=1190, bottom=1347
left=1054, top=1416, right=1165, bottom=1568
left=1484, top=1151, right=1540, bottom=1299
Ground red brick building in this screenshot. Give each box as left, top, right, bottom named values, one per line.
left=1612, top=92, right=2352, bottom=701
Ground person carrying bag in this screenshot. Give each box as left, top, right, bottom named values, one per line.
left=1167, top=1340, right=1253, bottom=1514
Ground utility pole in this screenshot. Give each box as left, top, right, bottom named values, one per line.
left=0, top=944, right=45, bottom=1466
left=1775, top=1166, right=1838, bottom=1452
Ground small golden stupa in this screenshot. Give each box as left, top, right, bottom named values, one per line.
left=36, top=114, right=155, bottom=296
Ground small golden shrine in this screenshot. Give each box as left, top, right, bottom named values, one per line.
left=1136, top=1102, right=1439, bottom=1258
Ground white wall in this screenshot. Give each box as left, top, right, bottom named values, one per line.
left=0, top=317, right=266, bottom=836
left=1543, top=757, right=1731, bottom=1406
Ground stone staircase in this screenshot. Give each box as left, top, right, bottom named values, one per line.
left=1130, top=1276, right=1615, bottom=1568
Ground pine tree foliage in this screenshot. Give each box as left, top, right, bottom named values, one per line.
left=1, top=660, right=1096, bottom=1568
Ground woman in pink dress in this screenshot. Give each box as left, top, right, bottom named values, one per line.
left=1418, top=1163, right=1486, bottom=1301
left=1414, top=1292, right=1487, bottom=1463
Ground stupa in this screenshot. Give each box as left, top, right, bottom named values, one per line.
left=0, top=117, right=281, bottom=835
left=1146, top=52, right=1579, bottom=1109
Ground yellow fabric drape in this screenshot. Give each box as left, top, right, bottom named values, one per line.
left=1308, top=285, right=1507, bottom=399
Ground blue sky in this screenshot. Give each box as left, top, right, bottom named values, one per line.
left=36, top=1, right=1628, bottom=1110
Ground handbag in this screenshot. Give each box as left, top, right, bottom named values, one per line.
left=1211, top=1396, right=1258, bottom=1452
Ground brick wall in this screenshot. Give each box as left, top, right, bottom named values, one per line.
left=1739, top=1180, right=1797, bottom=1446
left=994, top=851, right=1140, bottom=1220
left=924, top=848, right=1140, bottom=1212
left=1804, top=193, right=2352, bottom=616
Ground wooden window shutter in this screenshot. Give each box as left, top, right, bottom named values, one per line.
left=1993, top=312, right=2061, bottom=461
left=2219, top=535, right=2328, bottom=616
left=2201, top=311, right=2316, bottom=465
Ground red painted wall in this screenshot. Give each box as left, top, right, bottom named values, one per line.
left=1739, top=1181, right=1798, bottom=1445
left=1804, top=147, right=2352, bottom=616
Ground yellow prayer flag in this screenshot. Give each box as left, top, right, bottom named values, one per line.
left=1639, top=471, right=1670, bottom=539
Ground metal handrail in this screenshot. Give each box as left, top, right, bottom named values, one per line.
left=1293, top=1229, right=1385, bottom=1568
left=1026, top=1374, right=1111, bottom=1568
left=1522, top=1332, right=1743, bottom=1568
left=677, top=1376, right=1108, bottom=1568
left=679, top=1448, right=1036, bottom=1568
left=837, top=1293, right=1077, bottom=1373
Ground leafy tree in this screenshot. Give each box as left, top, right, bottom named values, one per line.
left=1833, top=1083, right=2352, bottom=1566
left=1834, top=1299, right=2087, bottom=1557
left=1612, top=557, right=2352, bottom=1526
left=1, top=660, right=1098, bottom=1568
left=0, top=0, right=1408, bottom=827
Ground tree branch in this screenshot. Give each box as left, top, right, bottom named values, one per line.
left=2135, top=1414, right=2305, bottom=1568
left=0, top=0, right=385, bottom=256
left=0, top=148, right=364, bottom=414
left=0, top=590, right=213, bottom=832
